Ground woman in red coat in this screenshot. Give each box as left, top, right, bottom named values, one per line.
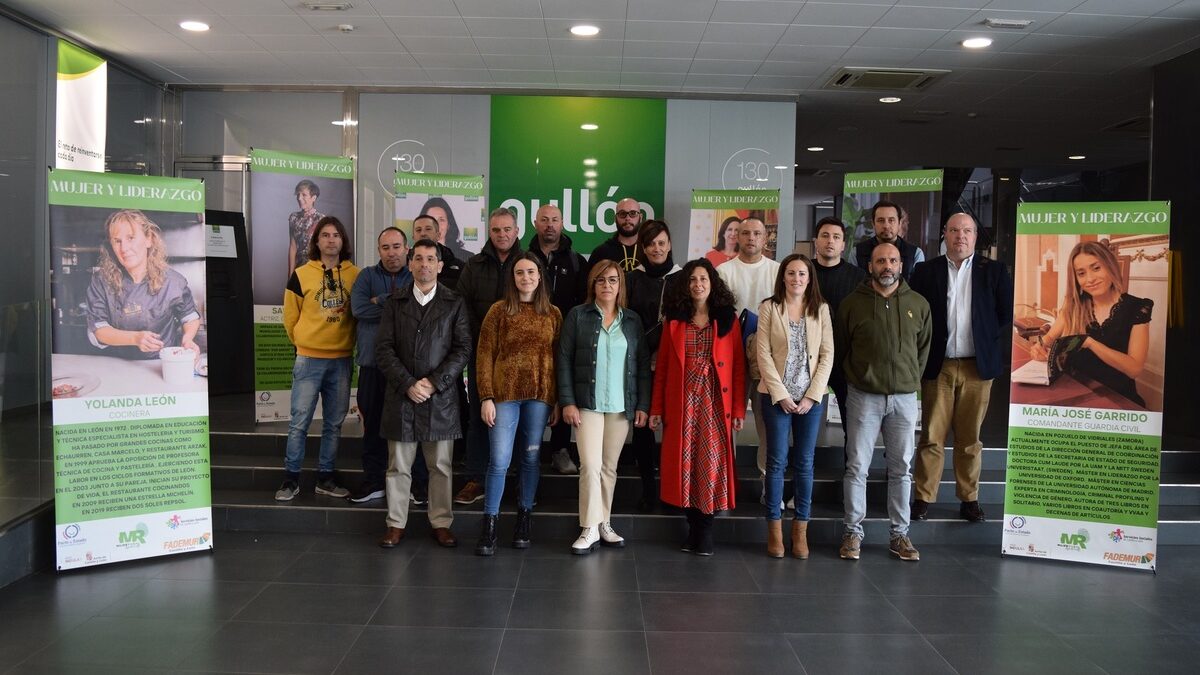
left=649, top=258, right=746, bottom=555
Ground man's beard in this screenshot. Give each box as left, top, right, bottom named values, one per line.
left=617, top=221, right=639, bottom=237
left=873, top=271, right=897, bottom=287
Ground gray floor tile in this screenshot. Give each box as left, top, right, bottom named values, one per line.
left=1062, top=633, right=1200, bottom=674
left=859, top=560, right=998, bottom=596
left=494, top=629, right=649, bottom=675
left=0, top=611, right=90, bottom=668
left=0, top=573, right=147, bottom=617
left=153, top=549, right=299, bottom=582
left=334, top=626, right=504, bottom=675
left=233, top=582, right=388, bottom=625
left=507, top=589, right=643, bottom=630
left=370, top=587, right=514, bottom=628
left=396, top=554, right=523, bottom=588
left=215, top=530, right=321, bottom=552
left=788, top=634, right=957, bottom=675
left=891, top=595, right=1052, bottom=635
left=770, top=594, right=917, bottom=634
left=178, top=620, right=363, bottom=674
left=741, top=556, right=882, bottom=595
left=97, top=578, right=266, bottom=621
left=635, top=559, right=759, bottom=593
left=518, top=556, right=638, bottom=591
left=642, top=592, right=779, bottom=633
left=277, top=551, right=411, bottom=585
left=22, top=616, right=217, bottom=669
left=647, top=632, right=804, bottom=675
left=1020, top=594, right=1181, bottom=636
left=966, top=556, right=1170, bottom=600
left=926, top=633, right=1105, bottom=675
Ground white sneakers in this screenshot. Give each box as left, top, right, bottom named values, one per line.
left=552, top=449, right=579, bottom=474
left=572, top=527, right=599, bottom=555
left=598, top=522, right=625, bottom=548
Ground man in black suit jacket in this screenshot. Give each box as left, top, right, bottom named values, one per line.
left=908, top=213, right=1013, bottom=523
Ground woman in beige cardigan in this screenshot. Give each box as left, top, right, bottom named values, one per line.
left=756, top=254, right=833, bottom=559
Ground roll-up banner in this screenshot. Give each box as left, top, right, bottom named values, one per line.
left=49, top=169, right=211, bottom=570
left=249, top=149, right=355, bottom=422
left=393, top=172, right=485, bottom=258
left=687, top=189, right=781, bottom=264
left=1003, top=201, right=1170, bottom=571
left=841, top=169, right=944, bottom=262
left=55, top=40, right=106, bottom=172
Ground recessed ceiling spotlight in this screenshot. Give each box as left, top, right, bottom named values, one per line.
left=773, top=165, right=788, bottom=170
left=962, top=37, right=993, bottom=49
left=570, top=24, right=600, bottom=37
left=807, top=146, right=824, bottom=152
left=879, top=96, right=902, bottom=104
left=1068, top=154, right=1086, bottom=160
left=580, top=123, right=598, bottom=130
left=180, top=20, right=209, bottom=32
left=332, top=119, right=357, bottom=126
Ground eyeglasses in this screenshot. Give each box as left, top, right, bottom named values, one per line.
left=324, top=267, right=338, bottom=293
left=594, top=276, right=620, bottom=287
left=615, top=210, right=641, bottom=219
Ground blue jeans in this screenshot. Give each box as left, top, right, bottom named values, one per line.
left=483, top=400, right=550, bottom=515
left=761, top=394, right=824, bottom=521
left=284, top=355, right=352, bottom=476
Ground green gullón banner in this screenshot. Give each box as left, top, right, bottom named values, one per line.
left=1003, top=201, right=1170, bottom=571
left=49, top=169, right=211, bottom=570
left=489, top=95, right=666, bottom=255
left=249, top=149, right=355, bottom=422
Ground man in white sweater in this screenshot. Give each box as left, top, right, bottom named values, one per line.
left=717, top=217, right=781, bottom=493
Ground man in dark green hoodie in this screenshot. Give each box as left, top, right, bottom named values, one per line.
left=835, top=242, right=931, bottom=562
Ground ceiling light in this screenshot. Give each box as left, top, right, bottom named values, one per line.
left=962, top=37, right=993, bottom=49
left=580, top=123, right=598, bottom=131
left=879, top=97, right=902, bottom=104
left=303, top=2, right=354, bottom=10
left=773, top=165, right=788, bottom=170
left=582, top=158, right=597, bottom=166
left=570, top=24, right=600, bottom=37
left=807, top=146, right=824, bottom=152
left=1068, top=155, right=1086, bottom=160
left=332, top=119, right=357, bottom=126
left=983, top=17, right=1034, bottom=30
left=754, top=177, right=769, bottom=182
left=999, top=177, right=1011, bottom=181
left=179, top=21, right=209, bottom=32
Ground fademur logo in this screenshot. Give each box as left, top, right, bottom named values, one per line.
left=1059, top=529, right=1090, bottom=550
left=1103, top=551, right=1155, bottom=565
left=118, top=523, right=150, bottom=546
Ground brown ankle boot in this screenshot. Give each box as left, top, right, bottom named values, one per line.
left=767, top=520, right=784, bottom=558
left=791, top=520, right=809, bottom=559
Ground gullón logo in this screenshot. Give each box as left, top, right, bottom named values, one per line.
left=1058, top=529, right=1090, bottom=550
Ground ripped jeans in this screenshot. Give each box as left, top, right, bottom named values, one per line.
left=483, top=399, right=551, bottom=515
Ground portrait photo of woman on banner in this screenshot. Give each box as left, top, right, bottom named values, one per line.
left=286, top=179, right=325, bottom=279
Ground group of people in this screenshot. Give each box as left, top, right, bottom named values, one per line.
left=273, top=195, right=1025, bottom=562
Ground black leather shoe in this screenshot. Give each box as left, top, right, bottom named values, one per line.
left=475, top=514, right=497, bottom=556
left=911, top=499, right=929, bottom=521
left=960, top=500, right=986, bottom=522
left=512, top=509, right=531, bottom=549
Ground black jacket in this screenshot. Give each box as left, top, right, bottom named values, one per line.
left=909, top=254, right=1013, bottom=381
left=557, top=304, right=652, bottom=419
left=855, top=235, right=921, bottom=280
left=590, top=235, right=639, bottom=272
left=435, top=242, right=465, bottom=290
left=626, top=264, right=681, bottom=356
left=456, top=238, right=522, bottom=337
left=526, top=232, right=590, bottom=318
left=374, top=282, right=472, bottom=442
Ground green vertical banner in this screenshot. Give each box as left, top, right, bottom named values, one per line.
left=841, top=169, right=944, bottom=263
left=248, top=149, right=355, bottom=422
left=394, top=172, right=485, bottom=260
left=1004, top=201, right=1170, bottom=570
left=488, top=95, right=666, bottom=255
left=55, top=40, right=106, bottom=171
left=687, top=189, right=781, bottom=264
left=48, top=169, right=211, bottom=570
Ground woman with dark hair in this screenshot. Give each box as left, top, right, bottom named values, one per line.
left=625, top=220, right=681, bottom=510
left=649, top=258, right=746, bottom=555
left=705, top=215, right=740, bottom=268
left=558, top=260, right=651, bottom=554
left=474, top=252, right=562, bottom=555
left=288, top=179, right=325, bottom=277
left=756, top=254, right=833, bottom=558
left=87, top=209, right=201, bottom=360
left=420, top=196, right=468, bottom=263
left=1029, top=240, right=1152, bottom=406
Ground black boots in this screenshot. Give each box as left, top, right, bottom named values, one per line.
left=512, top=509, right=532, bottom=549
left=681, top=508, right=715, bottom=555
left=475, top=514, right=497, bottom=556
left=681, top=508, right=698, bottom=552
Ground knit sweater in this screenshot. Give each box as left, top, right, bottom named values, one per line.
left=475, top=301, right=562, bottom=406
left=283, top=259, right=360, bottom=358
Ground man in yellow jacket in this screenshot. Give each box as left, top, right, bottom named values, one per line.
left=276, top=216, right=360, bottom=502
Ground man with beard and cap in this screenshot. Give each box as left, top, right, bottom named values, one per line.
left=590, top=197, right=644, bottom=272
left=348, top=227, right=413, bottom=504
left=835, top=242, right=931, bottom=562
left=527, top=203, right=591, bottom=475
left=413, top=213, right=464, bottom=288
left=854, top=200, right=925, bottom=280
left=453, top=208, right=523, bottom=506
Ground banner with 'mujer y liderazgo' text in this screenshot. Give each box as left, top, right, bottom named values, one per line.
left=249, top=149, right=355, bottom=422
left=394, top=172, right=485, bottom=260
left=49, top=169, right=211, bottom=570
left=687, top=189, right=781, bottom=264
left=841, top=169, right=943, bottom=265
left=1004, top=201, right=1170, bottom=571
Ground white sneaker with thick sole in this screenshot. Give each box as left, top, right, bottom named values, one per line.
left=598, top=522, right=625, bottom=548
left=571, top=527, right=599, bottom=555
left=552, top=448, right=579, bottom=474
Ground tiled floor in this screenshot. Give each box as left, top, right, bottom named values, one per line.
left=3, top=531, right=1200, bottom=674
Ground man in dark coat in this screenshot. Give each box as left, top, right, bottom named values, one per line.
left=908, top=213, right=1013, bottom=523
left=375, top=239, right=472, bottom=549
